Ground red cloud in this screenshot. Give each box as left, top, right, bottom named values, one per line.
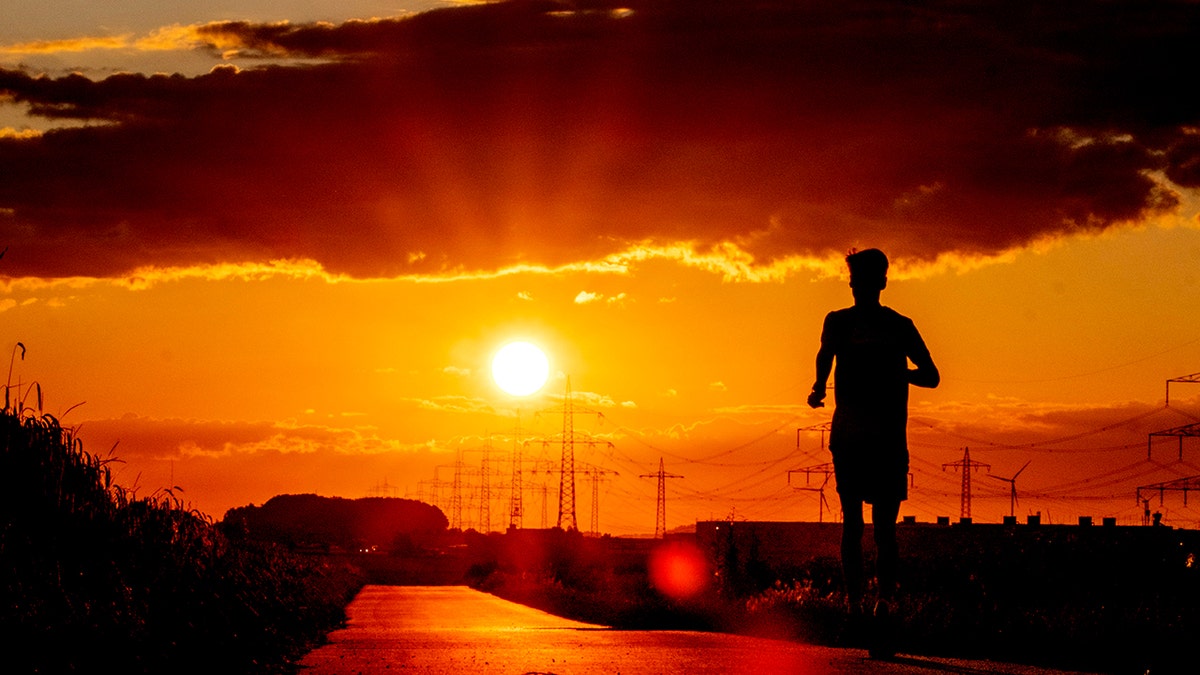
left=1, top=0, right=1197, bottom=279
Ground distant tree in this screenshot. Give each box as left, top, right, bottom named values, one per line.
left=222, top=494, right=447, bottom=551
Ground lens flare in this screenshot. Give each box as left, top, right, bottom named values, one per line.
left=648, top=540, right=709, bottom=600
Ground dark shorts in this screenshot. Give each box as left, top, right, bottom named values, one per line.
left=830, top=408, right=909, bottom=504
left=830, top=443, right=909, bottom=504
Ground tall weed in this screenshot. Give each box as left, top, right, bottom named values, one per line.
left=0, top=402, right=363, bottom=673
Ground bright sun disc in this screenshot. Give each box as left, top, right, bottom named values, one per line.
left=491, top=341, right=550, bottom=396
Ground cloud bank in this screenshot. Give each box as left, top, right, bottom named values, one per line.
left=1, top=0, right=1198, bottom=280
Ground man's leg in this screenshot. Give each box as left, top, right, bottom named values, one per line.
left=868, top=499, right=901, bottom=659
left=840, top=496, right=865, bottom=608
left=871, top=499, right=901, bottom=602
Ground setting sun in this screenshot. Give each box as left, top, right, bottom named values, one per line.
left=491, top=341, right=550, bottom=396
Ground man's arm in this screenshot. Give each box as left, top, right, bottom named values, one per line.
left=906, top=326, right=939, bottom=389
left=808, top=316, right=836, bottom=408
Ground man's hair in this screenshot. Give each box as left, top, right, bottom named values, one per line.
left=846, top=248, right=888, bottom=288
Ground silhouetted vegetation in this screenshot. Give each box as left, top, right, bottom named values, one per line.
left=466, top=523, right=1200, bottom=674
left=466, top=529, right=727, bottom=630
left=224, top=493, right=447, bottom=553
left=0, top=405, right=365, bottom=673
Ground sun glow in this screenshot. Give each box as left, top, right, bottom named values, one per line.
left=491, top=341, right=550, bottom=396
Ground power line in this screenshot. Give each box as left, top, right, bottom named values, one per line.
left=948, top=336, right=1200, bottom=384
left=913, top=406, right=1176, bottom=450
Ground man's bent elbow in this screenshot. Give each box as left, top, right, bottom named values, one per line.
left=910, top=367, right=940, bottom=388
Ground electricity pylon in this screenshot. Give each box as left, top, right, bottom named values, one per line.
left=988, top=460, right=1031, bottom=518
left=796, top=422, right=831, bottom=452
left=478, top=438, right=492, bottom=533
left=1148, top=422, right=1200, bottom=461
left=450, top=450, right=465, bottom=530
left=535, top=377, right=610, bottom=531
left=790, top=421, right=835, bottom=522
left=1166, top=371, right=1200, bottom=407
left=641, top=458, right=683, bottom=538
left=1137, top=475, right=1200, bottom=508
left=580, top=463, right=618, bottom=536
left=508, top=413, right=524, bottom=530
left=366, top=477, right=399, bottom=498
left=943, top=447, right=989, bottom=520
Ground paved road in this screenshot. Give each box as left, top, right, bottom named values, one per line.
left=297, top=586, right=1095, bottom=675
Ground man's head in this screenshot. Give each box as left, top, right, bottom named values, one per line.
left=846, top=248, right=888, bottom=292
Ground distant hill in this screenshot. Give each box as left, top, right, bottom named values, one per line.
left=222, top=494, right=447, bottom=552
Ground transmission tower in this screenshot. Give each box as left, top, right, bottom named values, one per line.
left=580, top=463, right=618, bottom=536
left=558, top=378, right=577, bottom=530
left=796, top=422, right=831, bottom=452
left=943, top=447, right=989, bottom=520
left=641, top=458, right=684, bottom=538
left=535, top=377, right=610, bottom=531
left=508, top=413, right=524, bottom=529
left=450, top=450, right=465, bottom=530
left=1137, top=475, right=1200, bottom=508
left=416, top=479, right=439, bottom=508
left=478, top=439, right=492, bottom=533
left=1148, top=422, right=1200, bottom=461
left=539, top=482, right=550, bottom=528
left=429, top=464, right=458, bottom=528
left=366, top=477, right=399, bottom=498
left=789, top=421, right=836, bottom=522
left=1166, top=371, right=1200, bottom=407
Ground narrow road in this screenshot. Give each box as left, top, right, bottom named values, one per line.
left=297, top=586, right=1095, bottom=675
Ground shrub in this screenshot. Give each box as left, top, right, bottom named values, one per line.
left=0, top=404, right=363, bottom=673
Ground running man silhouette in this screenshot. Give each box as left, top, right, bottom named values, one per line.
left=807, top=248, right=939, bottom=657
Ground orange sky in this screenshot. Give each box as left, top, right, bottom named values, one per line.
left=3, top=0, right=1200, bottom=534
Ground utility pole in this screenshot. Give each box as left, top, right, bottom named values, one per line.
left=641, top=458, right=684, bottom=538
left=943, top=447, right=989, bottom=520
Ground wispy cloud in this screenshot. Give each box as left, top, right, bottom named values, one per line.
left=0, top=35, right=131, bottom=55
left=75, top=414, right=438, bottom=461
left=405, top=395, right=494, bottom=415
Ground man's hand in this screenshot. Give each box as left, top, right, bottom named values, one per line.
left=807, top=387, right=826, bottom=408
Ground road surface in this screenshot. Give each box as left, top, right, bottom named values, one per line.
left=297, top=586, right=1096, bottom=674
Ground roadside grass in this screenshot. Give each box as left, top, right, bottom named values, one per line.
left=469, top=526, right=1200, bottom=674
left=1, top=401, right=364, bottom=673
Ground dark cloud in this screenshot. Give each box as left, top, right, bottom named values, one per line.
left=1, top=0, right=1197, bottom=279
